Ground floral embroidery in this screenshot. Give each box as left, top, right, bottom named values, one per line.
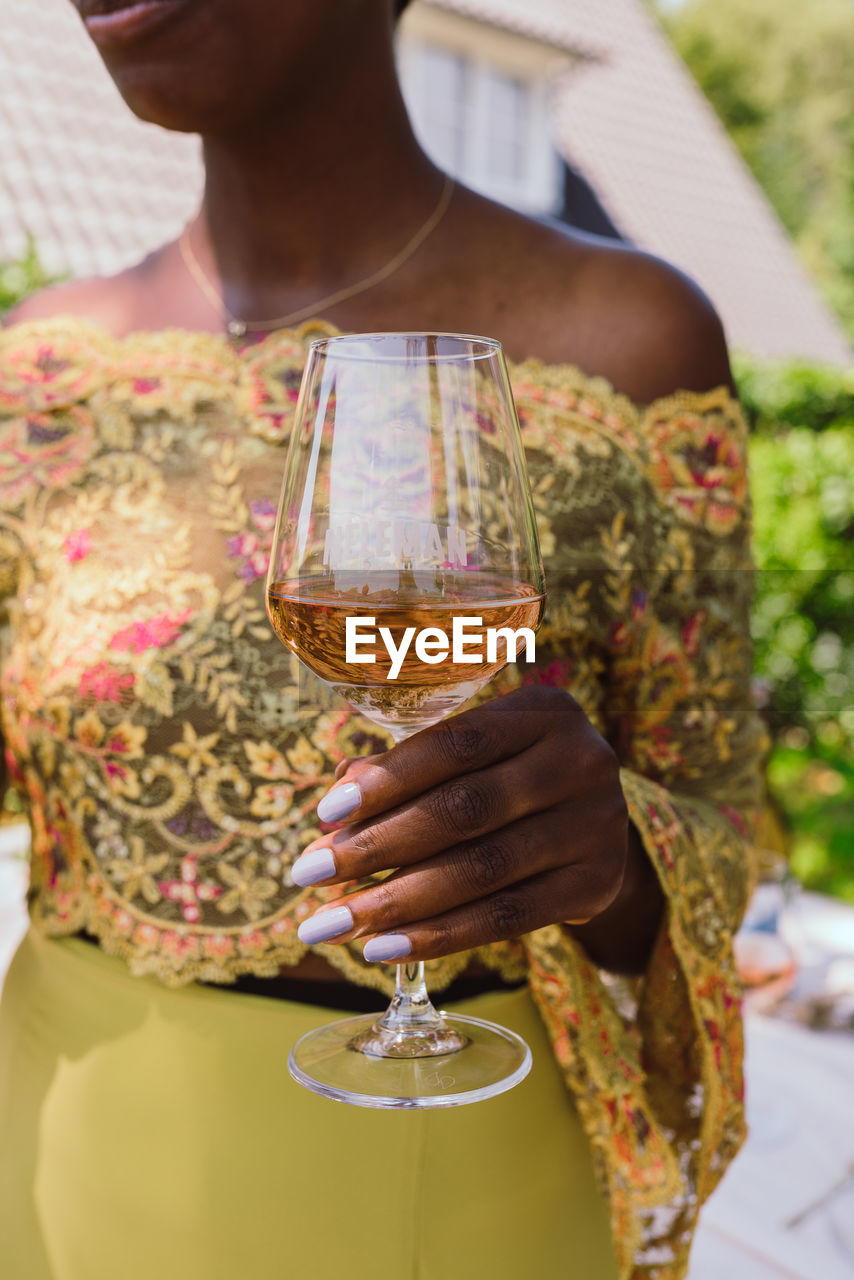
left=78, top=663, right=135, bottom=704
left=169, top=722, right=221, bottom=776
left=217, top=852, right=278, bottom=918
left=107, top=835, right=168, bottom=905
left=132, top=377, right=161, bottom=396
left=109, top=609, right=192, bottom=653
left=243, top=739, right=290, bottom=779
left=63, top=528, right=92, bottom=562
left=0, top=405, right=95, bottom=507
left=645, top=403, right=749, bottom=534
left=226, top=497, right=276, bottom=582
left=158, top=854, right=223, bottom=923
left=249, top=781, right=295, bottom=820
left=0, top=319, right=763, bottom=1280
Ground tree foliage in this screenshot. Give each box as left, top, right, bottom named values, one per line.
left=0, top=237, right=58, bottom=314
left=660, top=0, right=854, bottom=337
left=739, top=355, right=854, bottom=901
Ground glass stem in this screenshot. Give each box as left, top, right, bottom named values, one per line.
left=380, top=730, right=447, bottom=1032
left=346, top=722, right=468, bottom=1057
left=379, top=961, right=445, bottom=1034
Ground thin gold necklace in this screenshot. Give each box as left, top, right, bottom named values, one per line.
left=179, top=174, right=455, bottom=338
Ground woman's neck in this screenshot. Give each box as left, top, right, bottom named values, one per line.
left=196, top=21, right=441, bottom=321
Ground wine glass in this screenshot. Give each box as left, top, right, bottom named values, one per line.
left=265, top=332, right=545, bottom=1108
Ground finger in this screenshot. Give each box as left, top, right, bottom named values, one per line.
left=308, top=808, right=577, bottom=942
left=294, top=733, right=577, bottom=884
left=295, top=810, right=619, bottom=952
left=333, top=752, right=383, bottom=781
left=315, top=687, right=578, bottom=827
left=361, top=862, right=616, bottom=963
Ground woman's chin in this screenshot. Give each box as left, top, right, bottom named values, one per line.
left=80, top=0, right=247, bottom=133
left=108, top=68, right=239, bottom=134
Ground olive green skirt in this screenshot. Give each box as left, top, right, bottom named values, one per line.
left=0, top=929, right=618, bottom=1280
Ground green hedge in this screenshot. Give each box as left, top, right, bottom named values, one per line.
left=735, top=353, right=854, bottom=434
left=739, top=356, right=854, bottom=901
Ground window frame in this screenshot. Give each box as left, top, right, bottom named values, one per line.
left=398, top=38, right=563, bottom=217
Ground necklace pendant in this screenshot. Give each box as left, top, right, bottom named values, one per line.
left=227, top=318, right=247, bottom=338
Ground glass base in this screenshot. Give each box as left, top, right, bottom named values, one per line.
left=288, top=1012, right=532, bottom=1109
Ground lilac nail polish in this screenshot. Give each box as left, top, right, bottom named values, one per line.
left=297, top=905, right=354, bottom=945
left=317, top=782, right=361, bottom=824
left=291, top=847, right=336, bottom=887
left=363, top=934, right=411, bottom=962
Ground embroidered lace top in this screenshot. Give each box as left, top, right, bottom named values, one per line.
left=0, top=317, right=762, bottom=1280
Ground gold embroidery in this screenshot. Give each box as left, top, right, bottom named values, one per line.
left=0, top=317, right=763, bottom=1280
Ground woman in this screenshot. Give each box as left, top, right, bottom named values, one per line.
left=0, top=1, right=762, bottom=1277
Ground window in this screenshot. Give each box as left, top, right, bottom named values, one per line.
left=485, top=68, right=529, bottom=184
left=416, top=45, right=467, bottom=173
left=398, top=41, right=562, bottom=217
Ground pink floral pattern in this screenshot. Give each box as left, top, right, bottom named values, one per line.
left=63, top=529, right=92, bottom=562
left=226, top=498, right=276, bottom=582
left=109, top=610, right=192, bottom=654
left=78, top=663, right=135, bottom=703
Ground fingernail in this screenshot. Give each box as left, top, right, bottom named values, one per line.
left=297, top=906, right=354, bottom=945
left=363, top=933, right=411, bottom=962
left=317, top=782, right=361, bottom=824
left=291, top=847, right=336, bottom=887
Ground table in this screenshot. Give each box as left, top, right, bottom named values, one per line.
left=689, top=1013, right=854, bottom=1279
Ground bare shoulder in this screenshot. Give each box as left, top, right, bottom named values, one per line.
left=3, top=270, right=140, bottom=335
left=460, top=195, right=734, bottom=405
left=561, top=231, right=735, bottom=404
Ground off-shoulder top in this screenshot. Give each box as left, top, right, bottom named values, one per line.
left=0, top=317, right=763, bottom=1280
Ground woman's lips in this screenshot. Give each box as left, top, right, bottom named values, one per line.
left=80, top=0, right=190, bottom=45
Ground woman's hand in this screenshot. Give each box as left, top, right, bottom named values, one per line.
left=292, top=686, right=637, bottom=965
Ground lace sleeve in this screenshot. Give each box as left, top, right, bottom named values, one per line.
left=0, top=321, right=101, bottom=805
left=521, top=386, right=764, bottom=1280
